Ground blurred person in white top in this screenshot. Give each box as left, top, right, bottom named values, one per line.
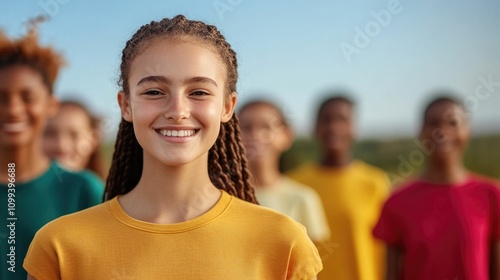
left=238, top=99, right=330, bottom=243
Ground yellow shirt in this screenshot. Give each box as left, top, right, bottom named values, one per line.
left=24, top=190, right=321, bottom=280
left=254, top=176, right=330, bottom=243
left=288, top=161, right=390, bottom=280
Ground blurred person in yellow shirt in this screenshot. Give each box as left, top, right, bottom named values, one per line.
left=288, top=94, right=390, bottom=280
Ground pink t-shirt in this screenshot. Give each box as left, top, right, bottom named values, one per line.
left=373, top=174, right=500, bottom=280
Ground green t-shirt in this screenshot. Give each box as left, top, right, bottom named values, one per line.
left=0, top=161, right=104, bottom=280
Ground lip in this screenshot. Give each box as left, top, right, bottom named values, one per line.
left=153, top=126, right=200, bottom=143
left=1, top=121, right=29, bottom=133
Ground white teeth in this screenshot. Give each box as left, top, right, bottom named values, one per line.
left=158, top=129, right=195, bottom=137
left=2, top=122, right=28, bottom=132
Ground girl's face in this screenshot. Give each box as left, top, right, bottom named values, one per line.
left=0, top=65, right=58, bottom=149
left=239, top=104, right=291, bottom=162
left=43, top=105, right=98, bottom=171
left=420, top=101, right=469, bottom=162
left=119, top=38, right=236, bottom=167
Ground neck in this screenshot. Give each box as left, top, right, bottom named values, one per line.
left=422, top=157, right=468, bottom=184
left=119, top=152, right=221, bottom=224
left=248, top=156, right=281, bottom=189
left=321, top=150, right=352, bottom=168
left=0, top=143, right=50, bottom=183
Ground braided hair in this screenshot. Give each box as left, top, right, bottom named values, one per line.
left=105, top=15, right=257, bottom=203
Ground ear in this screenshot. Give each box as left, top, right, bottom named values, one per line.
left=221, top=92, right=237, bottom=123
left=91, top=128, right=103, bottom=151
left=46, top=96, right=60, bottom=118
left=281, top=126, right=294, bottom=151
left=118, top=91, right=132, bottom=122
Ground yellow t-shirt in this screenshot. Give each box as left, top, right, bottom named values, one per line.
left=24, top=190, right=322, bottom=280
left=254, top=176, right=330, bottom=243
left=288, top=161, right=390, bottom=280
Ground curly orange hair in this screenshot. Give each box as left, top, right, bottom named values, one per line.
left=0, top=22, right=65, bottom=92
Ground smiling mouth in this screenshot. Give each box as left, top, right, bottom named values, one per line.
left=2, top=122, right=29, bottom=133
left=155, top=129, right=199, bottom=137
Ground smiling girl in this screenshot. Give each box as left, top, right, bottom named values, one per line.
left=0, top=25, right=103, bottom=280
left=24, top=15, right=322, bottom=280
left=43, top=100, right=106, bottom=179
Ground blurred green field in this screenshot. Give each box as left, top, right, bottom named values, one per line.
left=100, top=134, right=500, bottom=182
left=280, top=134, right=500, bottom=183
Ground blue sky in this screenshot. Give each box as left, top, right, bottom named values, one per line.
left=1, top=0, right=499, bottom=139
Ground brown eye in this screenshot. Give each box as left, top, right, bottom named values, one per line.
left=21, top=90, right=35, bottom=103
left=190, top=90, right=209, bottom=96
left=143, top=90, right=162, bottom=96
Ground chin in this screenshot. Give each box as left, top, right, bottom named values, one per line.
left=156, top=155, right=200, bottom=167
left=430, top=151, right=460, bottom=163
left=0, top=133, right=33, bottom=148
left=326, top=146, right=347, bottom=155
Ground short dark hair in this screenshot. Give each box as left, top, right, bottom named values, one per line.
left=315, top=93, right=356, bottom=122
left=422, top=92, right=466, bottom=121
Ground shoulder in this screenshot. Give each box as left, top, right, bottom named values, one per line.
left=229, top=196, right=309, bottom=237
left=354, top=161, right=391, bottom=194
left=281, top=177, right=321, bottom=200
left=355, top=161, right=388, bottom=179
left=383, top=180, right=420, bottom=207
left=56, top=163, right=103, bottom=185
left=53, top=162, right=104, bottom=193
left=468, top=173, right=500, bottom=193
left=33, top=202, right=108, bottom=240
left=227, top=196, right=322, bottom=275
left=286, top=162, right=317, bottom=178
left=469, top=173, right=500, bottom=186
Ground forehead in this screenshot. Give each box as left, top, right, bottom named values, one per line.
left=58, top=105, right=89, bottom=118
left=129, top=38, right=226, bottom=83
left=318, top=100, right=353, bottom=117
left=0, top=65, right=46, bottom=89
left=49, top=107, right=92, bottom=128
left=239, top=103, right=283, bottom=123
left=425, top=101, right=466, bottom=120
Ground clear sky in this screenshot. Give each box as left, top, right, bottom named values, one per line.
left=1, top=0, right=499, bottom=140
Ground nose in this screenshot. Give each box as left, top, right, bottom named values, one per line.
left=54, top=134, right=72, bottom=154
left=163, top=92, right=190, bottom=121
left=4, top=94, right=25, bottom=118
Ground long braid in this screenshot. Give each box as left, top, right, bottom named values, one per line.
left=104, top=119, right=142, bottom=200
left=208, top=116, right=257, bottom=203
left=106, top=15, right=257, bottom=203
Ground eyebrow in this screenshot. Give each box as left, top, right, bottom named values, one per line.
left=137, top=76, right=169, bottom=86
left=185, top=76, right=218, bottom=87
left=136, top=76, right=218, bottom=87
